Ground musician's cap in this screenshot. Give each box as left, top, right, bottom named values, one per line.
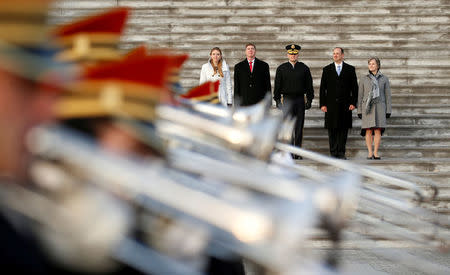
left=51, top=7, right=130, bottom=63
left=146, top=48, right=189, bottom=73
left=166, top=53, right=189, bottom=82
left=180, top=81, right=220, bottom=104
left=122, top=45, right=148, bottom=60
left=0, top=0, right=75, bottom=90
left=141, top=47, right=189, bottom=95
left=56, top=54, right=174, bottom=121
left=0, top=0, right=53, bottom=45
left=286, top=44, right=301, bottom=55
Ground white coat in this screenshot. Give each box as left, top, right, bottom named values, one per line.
left=199, top=59, right=233, bottom=106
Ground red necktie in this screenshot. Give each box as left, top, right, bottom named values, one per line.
left=249, top=61, right=253, bottom=72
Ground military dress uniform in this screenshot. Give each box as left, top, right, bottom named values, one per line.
left=274, top=44, right=314, bottom=155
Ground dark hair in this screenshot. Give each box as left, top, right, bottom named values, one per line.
left=334, top=47, right=344, bottom=54
left=245, top=43, right=256, bottom=50
left=368, top=57, right=381, bottom=69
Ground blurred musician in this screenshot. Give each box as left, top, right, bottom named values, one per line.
left=0, top=0, right=74, bottom=273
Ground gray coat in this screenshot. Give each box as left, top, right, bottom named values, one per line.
left=357, top=72, right=392, bottom=133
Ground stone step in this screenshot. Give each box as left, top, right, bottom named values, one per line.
left=52, top=0, right=448, bottom=9
left=129, top=10, right=449, bottom=23
left=139, top=23, right=449, bottom=35
left=295, top=159, right=450, bottom=200
left=304, top=146, right=450, bottom=158
left=303, top=125, right=450, bottom=137
left=385, top=87, right=449, bottom=95
left=296, top=160, right=450, bottom=201
left=391, top=95, right=449, bottom=104
left=126, top=12, right=447, bottom=26
left=181, top=68, right=449, bottom=86
left=406, top=172, right=450, bottom=185
left=389, top=104, right=450, bottom=115
left=140, top=32, right=450, bottom=46
left=129, top=39, right=450, bottom=49
left=181, top=57, right=450, bottom=68
left=180, top=72, right=450, bottom=91
left=303, top=114, right=450, bottom=127
left=122, top=2, right=449, bottom=11
left=181, top=67, right=449, bottom=84
left=126, top=42, right=450, bottom=61
left=54, top=4, right=449, bottom=18
left=302, top=135, right=450, bottom=147
left=304, top=103, right=449, bottom=115
left=179, top=52, right=449, bottom=65
left=361, top=173, right=450, bottom=192
left=179, top=80, right=450, bottom=93
left=181, top=56, right=449, bottom=74
left=177, top=78, right=449, bottom=96
left=296, top=157, right=450, bottom=173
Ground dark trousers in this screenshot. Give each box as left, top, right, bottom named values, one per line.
left=283, top=97, right=305, bottom=148
left=327, top=128, right=348, bottom=158
left=207, top=256, right=245, bottom=275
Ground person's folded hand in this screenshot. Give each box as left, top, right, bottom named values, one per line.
left=305, top=100, right=312, bottom=110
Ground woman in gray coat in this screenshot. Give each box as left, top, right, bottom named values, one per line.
left=357, top=57, right=392, bottom=159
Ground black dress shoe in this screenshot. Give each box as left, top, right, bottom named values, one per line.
left=367, top=156, right=373, bottom=160
left=373, top=156, right=381, bottom=160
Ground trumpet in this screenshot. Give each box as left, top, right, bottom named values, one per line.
left=157, top=98, right=449, bottom=272
left=24, top=124, right=346, bottom=274
left=156, top=104, right=282, bottom=161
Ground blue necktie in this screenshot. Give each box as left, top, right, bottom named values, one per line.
left=337, top=65, right=341, bottom=76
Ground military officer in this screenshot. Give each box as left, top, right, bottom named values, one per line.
left=274, top=44, right=314, bottom=159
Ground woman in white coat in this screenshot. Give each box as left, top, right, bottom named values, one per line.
left=357, top=57, right=392, bottom=160
left=199, top=47, right=233, bottom=106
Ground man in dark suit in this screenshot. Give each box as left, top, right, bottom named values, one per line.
left=234, top=43, right=271, bottom=106
left=319, top=47, right=358, bottom=159
left=274, top=44, right=314, bottom=159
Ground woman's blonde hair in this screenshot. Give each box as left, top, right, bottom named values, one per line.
left=209, top=47, right=223, bottom=77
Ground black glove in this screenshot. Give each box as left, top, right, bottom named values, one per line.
left=275, top=99, right=282, bottom=109
left=358, top=114, right=362, bottom=119
left=305, top=100, right=312, bottom=110
left=386, top=113, right=391, bottom=118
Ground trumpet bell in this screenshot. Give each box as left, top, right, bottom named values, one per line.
left=232, top=93, right=272, bottom=125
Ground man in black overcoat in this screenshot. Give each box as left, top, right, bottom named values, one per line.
left=319, top=47, right=358, bottom=159
left=234, top=43, right=271, bottom=106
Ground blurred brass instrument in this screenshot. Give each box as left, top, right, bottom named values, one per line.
left=156, top=96, right=449, bottom=273
left=1, top=95, right=446, bottom=274
left=20, top=124, right=344, bottom=274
